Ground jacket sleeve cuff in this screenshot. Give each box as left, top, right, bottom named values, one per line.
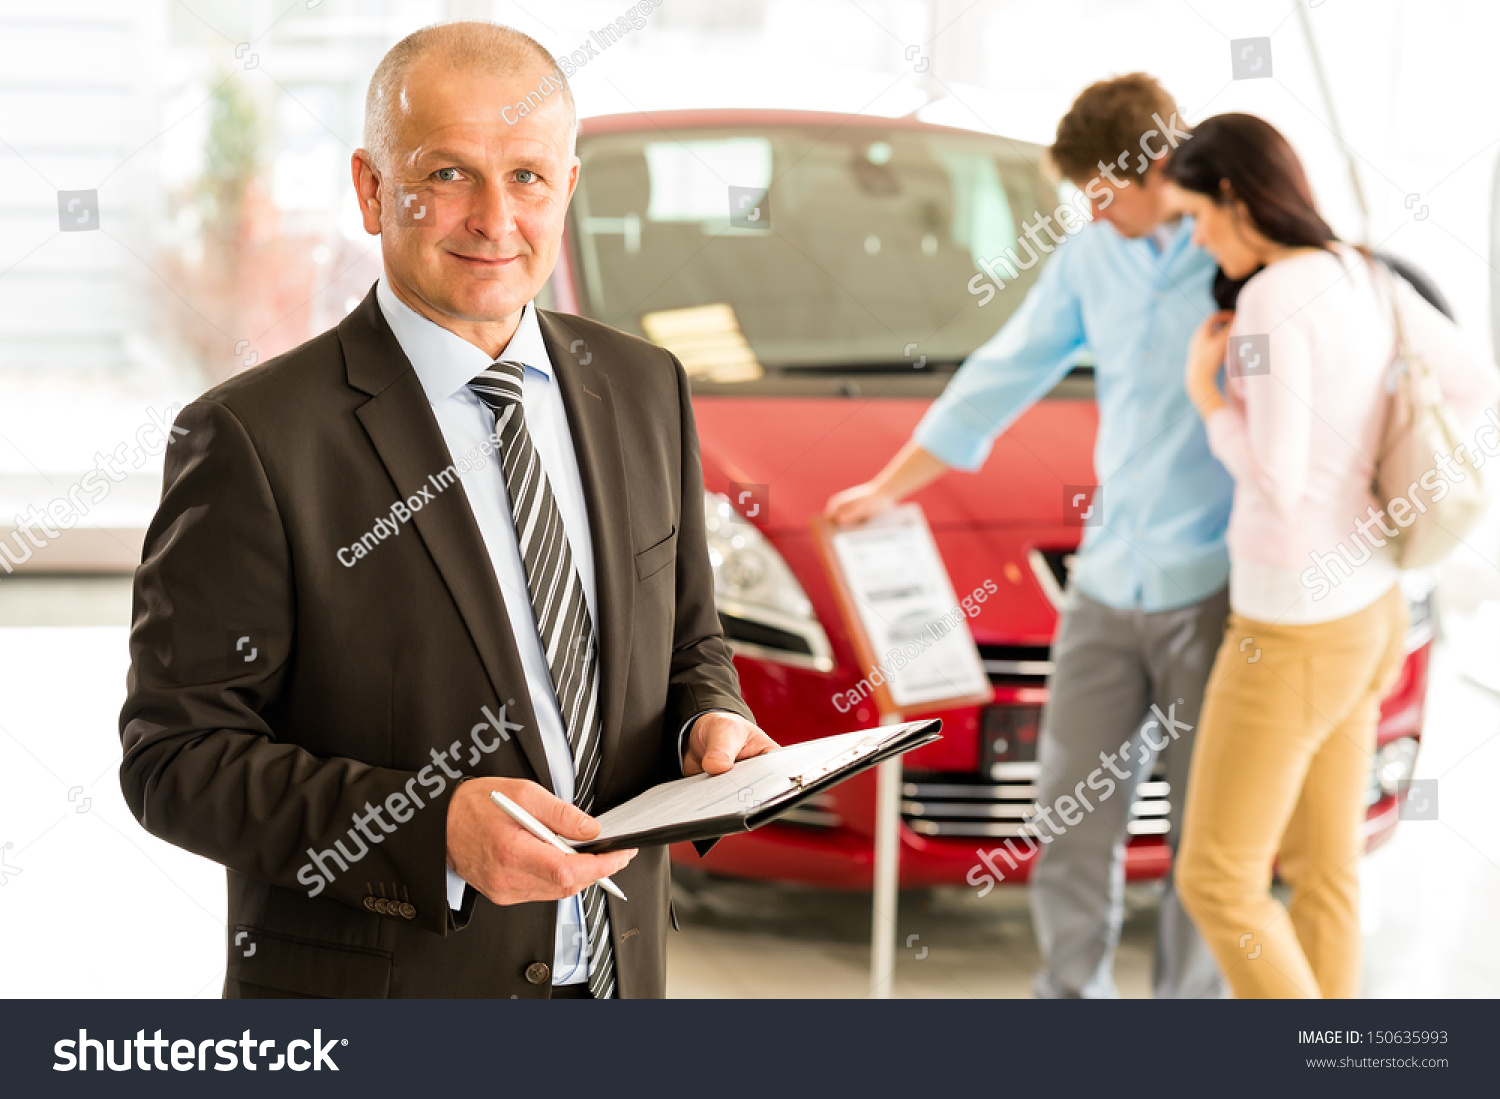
left=676, top=709, right=737, bottom=773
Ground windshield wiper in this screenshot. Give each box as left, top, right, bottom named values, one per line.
left=776, top=360, right=959, bottom=375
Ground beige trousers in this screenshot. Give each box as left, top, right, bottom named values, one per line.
left=1176, top=585, right=1407, bottom=998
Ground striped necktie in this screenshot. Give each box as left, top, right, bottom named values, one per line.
left=469, top=359, right=616, bottom=1000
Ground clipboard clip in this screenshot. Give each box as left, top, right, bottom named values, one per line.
left=786, top=735, right=884, bottom=790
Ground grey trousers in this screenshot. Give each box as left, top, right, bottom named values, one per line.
left=1029, top=585, right=1230, bottom=999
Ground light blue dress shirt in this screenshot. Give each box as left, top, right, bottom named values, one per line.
left=376, top=278, right=594, bottom=984
left=913, top=218, right=1233, bottom=612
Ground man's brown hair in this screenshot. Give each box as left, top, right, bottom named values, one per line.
left=1049, top=73, right=1183, bottom=184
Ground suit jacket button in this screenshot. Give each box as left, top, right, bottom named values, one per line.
left=375, top=898, right=391, bottom=915
left=525, top=962, right=550, bottom=985
left=363, top=896, right=379, bottom=912
left=398, top=902, right=416, bottom=919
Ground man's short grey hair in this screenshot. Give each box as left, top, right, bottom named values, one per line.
left=362, top=21, right=578, bottom=172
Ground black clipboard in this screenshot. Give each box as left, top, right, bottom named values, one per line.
left=572, top=719, right=942, bottom=853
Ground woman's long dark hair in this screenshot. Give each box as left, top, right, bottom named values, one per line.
left=1163, top=113, right=1340, bottom=308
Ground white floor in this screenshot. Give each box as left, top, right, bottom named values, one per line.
left=0, top=615, right=228, bottom=998
left=1358, top=609, right=1500, bottom=998
left=1, top=577, right=1496, bottom=998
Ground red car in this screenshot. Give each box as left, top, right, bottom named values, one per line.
left=552, top=108, right=1433, bottom=889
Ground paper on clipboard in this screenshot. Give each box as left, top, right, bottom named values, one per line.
left=570, top=720, right=941, bottom=852
left=822, top=503, right=991, bottom=709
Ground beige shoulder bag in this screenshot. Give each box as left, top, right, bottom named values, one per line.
left=1371, top=263, right=1491, bottom=568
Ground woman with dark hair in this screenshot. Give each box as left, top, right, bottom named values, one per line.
left=1163, top=113, right=1498, bottom=998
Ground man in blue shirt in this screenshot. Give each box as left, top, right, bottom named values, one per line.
left=828, top=74, right=1231, bottom=998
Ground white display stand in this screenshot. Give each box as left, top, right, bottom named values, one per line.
left=810, top=506, right=993, bottom=998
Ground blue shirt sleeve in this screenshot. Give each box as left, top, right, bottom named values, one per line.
left=914, top=238, right=1087, bottom=471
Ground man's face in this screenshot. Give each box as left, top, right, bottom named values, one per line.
left=1080, top=166, right=1176, bottom=239
left=357, top=57, right=578, bottom=330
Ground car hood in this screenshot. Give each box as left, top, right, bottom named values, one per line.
left=693, top=393, right=1099, bottom=533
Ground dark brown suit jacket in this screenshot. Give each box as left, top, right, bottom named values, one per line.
left=119, top=285, right=751, bottom=998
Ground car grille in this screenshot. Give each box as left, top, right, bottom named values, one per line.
left=978, top=643, right=1054, bottom=680
left=904, top=647, right=1174, bottom=838
left=902, top=763, right=1172, bottom=839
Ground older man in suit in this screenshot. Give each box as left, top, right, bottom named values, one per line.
left=119, top=21, right=773, bottom=999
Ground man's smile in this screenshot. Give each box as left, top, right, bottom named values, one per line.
left=444, top=250, right=522, bottom=268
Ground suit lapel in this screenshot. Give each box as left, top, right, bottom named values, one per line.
left=538, top=310, right=634, bottom=801
left=340, top=288, right=555, bottom=791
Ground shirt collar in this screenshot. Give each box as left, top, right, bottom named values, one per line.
left=1155, top=215, right=1194, bottom=259
left=375, top=276, right=552, bottom=406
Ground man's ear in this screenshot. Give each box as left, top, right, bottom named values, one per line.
left=352, top=150, right=383, bottom=236
left=563, top=155, right=581, bottom=206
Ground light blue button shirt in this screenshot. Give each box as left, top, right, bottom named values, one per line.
left=376, top=278, right=593, bottom=984
left=913, top=218, right=1232, bottom=612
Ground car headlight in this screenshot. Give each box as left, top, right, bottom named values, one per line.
left=1375, top=736, right=1420, bottom=798
left=705, top=490, right=833, bottom=671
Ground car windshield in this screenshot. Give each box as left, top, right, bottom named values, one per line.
left=568, top=123, right=1062, bottom=389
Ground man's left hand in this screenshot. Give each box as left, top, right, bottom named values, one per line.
left=683, top=712, right=778, bottom=776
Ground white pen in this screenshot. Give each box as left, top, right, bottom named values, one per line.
left=489, top=789, right=628, bottom=901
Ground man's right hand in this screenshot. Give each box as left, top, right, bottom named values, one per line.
left=825, top=441, right=949, bottom=527
left=825, top=482, right=897, bottom=527
left=445, top=777, right=636, bottom=906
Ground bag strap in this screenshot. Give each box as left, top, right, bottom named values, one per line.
left=1374, top=259, right=1414, bottom=363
